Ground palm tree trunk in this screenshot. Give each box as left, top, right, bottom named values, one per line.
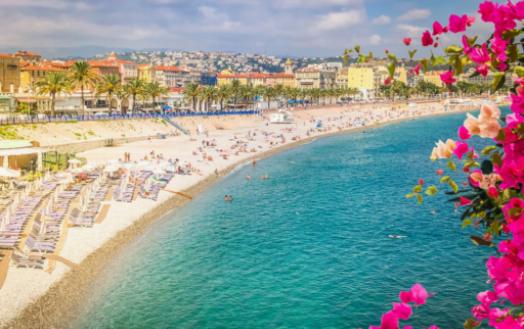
left=51, top=93, right=56, bottom=117
left=80, top=85, right=85, bottom=117
left=132, top=94, right=136, bottom=114
left=107, top=93, right=112, bottom=115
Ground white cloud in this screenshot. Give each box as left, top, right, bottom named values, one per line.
left=197, top=6, right=241, bottom=31
left=398, top=8, right=431, bottom=21
left=314, top=10, right=364, bottom=31
left=369, top=34, right=381, bottom=45
left=372, top=15, right=390, bottom=25
left=277, top=0, right=362, bottom=8
left=397, top=24, right=424, bottom=36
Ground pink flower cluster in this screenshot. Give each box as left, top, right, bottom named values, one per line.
left=369, top=284, right=438, bottom=329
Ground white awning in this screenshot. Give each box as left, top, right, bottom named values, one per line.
left=0, top=147, right=45, bottom=156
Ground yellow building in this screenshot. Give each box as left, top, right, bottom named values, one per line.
left=20, top=63, right=67, bottom=92
left=137, top=64, right=153, bottom=83
left=347, top=66, right=375, bottom=91
left=423, top=70, right=444, bottom=87
left=0, top=54, right=21, bottom=93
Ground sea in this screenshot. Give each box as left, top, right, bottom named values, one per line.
left=73, top=111, right=492, bottom=328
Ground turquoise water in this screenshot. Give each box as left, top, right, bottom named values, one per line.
left=74, top=113, right=492, bottom=329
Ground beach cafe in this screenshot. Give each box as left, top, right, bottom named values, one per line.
left=0, top=140, right=45, bottom=174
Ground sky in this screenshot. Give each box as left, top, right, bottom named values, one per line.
left=0, top=0, right=490, bottom=58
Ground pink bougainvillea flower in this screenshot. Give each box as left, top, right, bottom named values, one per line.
left=478, top=1, right=496, bottom=22
left=479, top=103, right=501, bottom=121
left=379, top=311, right=399, bottom=329
left=384, top=76, right=393, bottom=85
left=418, top=178, right=425, bottom=186
left=440, top=70, right=456, bottom=85
left=448, top=14, right=468, bottom=33
left=432, top=20, right=445, bottom=35
left=427, top=326, right=439, bottom=329
left=436, top=169, right=444, bottom=176
left=399, top=283, right=429, bottom=305
left=421, top=30, right=434, bottom=46
left=460, top=196, right=473, bottom=206
left=453, top=141, right=469, bottom=160
left=461, top=35, right=472, bottom=54
left=487, top=187, right=499, bottom=198
left=476, top=64, right=489, bottom=76
left=392, top=303, right=412, bottom=321
left=462, top=104, right=501, bottom=139
left=410, top=63, right=421, bottom=75
left=458, top=125, right=471, bottom=140
left=403, top=37, right=412, bottom=46
left=469, top=43, right=490, bottom=64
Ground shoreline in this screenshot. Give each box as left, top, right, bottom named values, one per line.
left=2, top=103, right=479, bottom=329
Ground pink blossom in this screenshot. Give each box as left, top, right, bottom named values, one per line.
left=432, top=21, right=445, bottom=35
left=410, top=63, right=421, bottom=76
left=460, top=196, right=472, bottom=206
left=403, top=38, right=412, bottom=46
left=487, top=187, right=499, bottom=199
left=392, top=303, right=412, bottom=321
left=421, top=30, right=434, bottom=46
left=458, top=125, right=471, bottom=140
left=399, top=283, right=429, bottom=305
left=448, top=14, right=469, bottom=33
left=427, top=326, right=439, bottom=329
left=469, top=43, right=490, bottom=64
left=436, top=169, right=444, bottom=176
left=453, top=141, right=469, bottom=160
left=439, top=71, right=456, bottom=85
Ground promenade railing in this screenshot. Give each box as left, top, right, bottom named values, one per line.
left=0, top=110, right=261, bottom=126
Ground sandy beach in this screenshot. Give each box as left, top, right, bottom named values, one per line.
left=0, top=100, right=482, bottom=329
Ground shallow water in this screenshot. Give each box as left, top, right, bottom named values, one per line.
left=74, top=112, right=492, bottom=328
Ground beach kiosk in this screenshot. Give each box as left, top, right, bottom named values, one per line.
left=0, top=140, right=45, bottom=173
left=270, top=110, right=294, bottom=124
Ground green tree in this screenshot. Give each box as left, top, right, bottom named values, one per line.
left=69, top=61, right=98, bottom=116
left=35, top=72, right=70, bottom=116
left=144, top=81, right=168, bottom=110
left=124, top=78, right=145, bottom=114
left=184, top=83, right=200, bottom=112
left=95, top=74, right=121, bottom=115
left=216, top=85, right=232, bottom=111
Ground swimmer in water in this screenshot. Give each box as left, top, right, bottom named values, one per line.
left=260, top=174, right=269, bottom=180
left=245, top=175, right=252, bottom=181
left=224, top=195, right=233, bottom=202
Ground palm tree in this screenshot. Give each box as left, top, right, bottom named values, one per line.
left=184, top=83, right=200, bottom=112
left=216, top=85, right=232, bottom=111
left=260, top=86, right=277, bottom=111
left=124, top=78, right=145, bottom=114
left=35, top=72, right=70, bottom=116
left=95, top=74, right=121, bottom=115
left=69, top=61, right=98, bottom=116
left=200, top=86, right=216, bottom=112
left=230, top=80, right=242, bottom=106
left=144, top=81, right=168, bottom=111
left=114, top=86, right=129, bottom=115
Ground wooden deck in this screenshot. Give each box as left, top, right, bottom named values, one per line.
left=0, top=250, right=12, bottom=289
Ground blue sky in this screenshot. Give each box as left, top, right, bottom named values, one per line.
left=0, top=0, right=489, bottom=57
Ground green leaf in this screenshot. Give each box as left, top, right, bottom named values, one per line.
left=461, top=218, right=472, bottom=229
left=515, top=66, right=524, bottom=78
left=481, top=145, right=497, bottom=155
left=387, top=62, right=396, bottom=78
left=405, top=193, right=415, bottom=199
left=416, top=194, right=423, bottom=204
left=354, top=45, right=361, bottom=53
left=492, top=152, right=502, bottom=166
left=412, top=185, right=423, bottom=193
left=440, top=175, right=451, bottom=183
left=502, top=28, right=522, bottom=40
left=425, top=185, right=438, bottom=196
left=449, top=180, right=459, bottom=193
left=408, top=50, right=417, bottom=59
left=420, top=59, right=429, bottom=73
left=464, top=317, right=481, bottom=329
left=445, top=45, right=463, bottom=54
left=447, top=160, right=457, bottom=171
left=491, top=72, right=505, bottom=93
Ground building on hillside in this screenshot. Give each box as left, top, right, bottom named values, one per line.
left=14, top=51, right=42, bottom=64
left=347, top=63, right=390, bottom=99
left=295, top=67, right=336, bottom=89
left=336, top=68, right=349, bottom=89
left=104, top=52, right=138, bottom=84
left=137, top=64, right=153, bottom=83
left=0, top=54, right=20, bottom=93
left=200, top=72, right=217, bottom=86
left=284, top=58, right=294, bottom=74
left=153, top=66, right=191, bottom=88
left=88, top=60, right=121, bottom=78
left=216, top=71, right=295, bottom=87
left=422, top=70, right=444, bottom=87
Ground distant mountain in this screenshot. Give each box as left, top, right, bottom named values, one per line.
left=0, top=45, right=135, bottom=59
